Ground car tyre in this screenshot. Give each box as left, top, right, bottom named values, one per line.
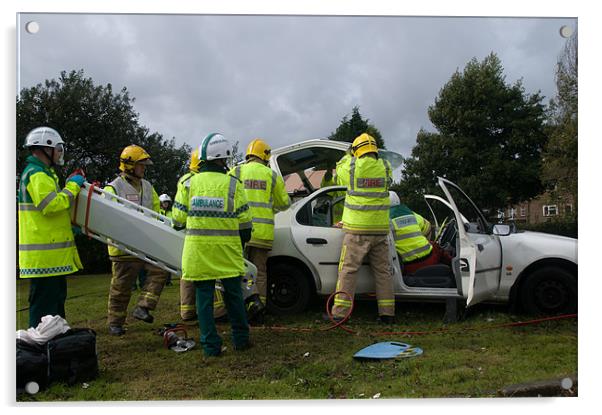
left=520, top=267, right=577, bottom=315
left=267, top=262, right=312, bottom=315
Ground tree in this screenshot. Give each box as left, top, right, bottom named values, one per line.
left=17, top=70, right=192, bottom=273
left=399, top=53, right=548, bottom=212
left=17, top=70, right=190, bottom=195
left=541, top=31, right=578, bottom=213
left=328, top=106, right=386, bottom=149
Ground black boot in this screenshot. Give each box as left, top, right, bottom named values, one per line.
left=109, top=325, right=126, bottom=336
left=133, top=306, right=154, bottom=323
left=246, top=294, right=266, bottom=324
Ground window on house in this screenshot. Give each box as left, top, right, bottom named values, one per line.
left=520, top=206, right=526, bottom=217
left=543, top=205, right=558, bottom=216
left=565, top=204, right=573, bottom=215
left=508, top=208, right=516, bottom=219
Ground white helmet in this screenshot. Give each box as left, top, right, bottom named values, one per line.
left=159, top=194, right=172, bottom=203
left=24, top=127, right=66, bottom=166
left=389, top=191, right=400, bottom=207
left=24, top=126, right=65, bottom=149
left=199, top=133, right=233, bottom=162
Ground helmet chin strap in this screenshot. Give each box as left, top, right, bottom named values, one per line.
left=40, top=147, right=55, bottom=167
left=125, top=171, right=143, bottom=181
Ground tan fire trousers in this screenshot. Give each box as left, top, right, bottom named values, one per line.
left=246, top=246, right=269, bottom=305
left=107, top=259, right=168, bottom=326
left=331, top=233, right=395, bottom=318
left=179, top=279, right=227, bottom=320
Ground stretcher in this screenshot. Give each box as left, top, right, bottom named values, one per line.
left=70, top=183, right=256, bottom=295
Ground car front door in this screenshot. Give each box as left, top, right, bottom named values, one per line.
left=437, top=178, right=503, bottom=306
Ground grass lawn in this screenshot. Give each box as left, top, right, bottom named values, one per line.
left=16, top=273, right=577, bottom=401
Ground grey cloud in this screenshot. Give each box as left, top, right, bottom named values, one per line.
left=18, top=13, right=576, bottom=160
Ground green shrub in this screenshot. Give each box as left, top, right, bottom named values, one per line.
left=518, top=220, right=577, bottom=239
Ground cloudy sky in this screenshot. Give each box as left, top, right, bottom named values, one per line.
left=17, top=13, right=576, bottom=160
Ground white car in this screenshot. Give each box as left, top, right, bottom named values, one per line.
left=265, top=139, right=578, bottom=316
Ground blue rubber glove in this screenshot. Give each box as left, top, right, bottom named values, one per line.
left=67, top=174, right=86, bottom=187
left=71, top=225, right=82, bottom=236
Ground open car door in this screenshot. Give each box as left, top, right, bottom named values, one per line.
left=437, top=178, right=502, bottom=306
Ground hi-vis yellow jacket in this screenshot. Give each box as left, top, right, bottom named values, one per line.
left=18, top=155, right=83, bottom=278
left=336, top=155, right=392, bottom=234
left=104, top=174, right=160, bottom=259
left=179, top=170, right=253, bottom=281
left=172, top=171, right=196, bottom=228
left=230, top=161, right=290, bottom=249
left=389, top=204, right=433, bottom=263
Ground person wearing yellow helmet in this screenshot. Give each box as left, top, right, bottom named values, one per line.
left=331, top=133, right=396, bottom=324
left=229, top=138, right=290, bottom=322
left=103, top=144, right=169, bottom=336
left=173, top=145, right=227, bottom=322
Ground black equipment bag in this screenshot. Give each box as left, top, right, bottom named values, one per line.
left=16, top=339, right=48, bottom=390
left=47, top=328, right=99, bottom=385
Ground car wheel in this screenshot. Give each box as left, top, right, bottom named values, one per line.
left=520, top=267, right=577, bottom=315
left=267, top=262, right=312, bottom=315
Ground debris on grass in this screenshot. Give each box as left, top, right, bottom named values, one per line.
left=82, top=383, right=89, bottom=389
left=303, top=352, right=310, bottom=357
left=372, top=392, right=381, bottom=399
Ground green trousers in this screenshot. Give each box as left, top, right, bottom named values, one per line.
left=195, top=277, right=249, bottom=356
left=28, top=275, right=67, bottom=328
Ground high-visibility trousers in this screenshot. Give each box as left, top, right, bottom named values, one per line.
left=332, top=233, right=395, bottom=318
left=107, top=259, right=168, bottom=326
left=246, top=246, right=269, bottom=305
left=180, top=278, right=227, bottom=320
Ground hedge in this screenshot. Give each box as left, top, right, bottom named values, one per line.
left=517, top=220, right=578, bottom=239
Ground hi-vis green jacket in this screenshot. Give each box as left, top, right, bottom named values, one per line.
left=179, top=168, right=253, bottom=281
left=18, top=155, right=83, bottom=278
left=336, top=155, right=392, bottom=234
left=230, top=161, right=290, bottom=249
left=104, top=174, right=160, bottom=259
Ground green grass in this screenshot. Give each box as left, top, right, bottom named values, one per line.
left=16, top=274, right=577, bottom=401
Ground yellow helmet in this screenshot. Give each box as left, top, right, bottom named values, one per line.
left=189, top=148, right=201, bottom=172
left=119, top=144, right=153, bottom=173
left=246, top=138, right=271, bottom=162
left=351, top=133, right=378, bottom=158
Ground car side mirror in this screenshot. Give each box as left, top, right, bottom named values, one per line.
left=493, top=224, right=511, bottom=236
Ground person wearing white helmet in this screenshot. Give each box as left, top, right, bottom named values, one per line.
left=388, top=190, right=450, bottom=275
left=178, top=133, right=253, bottom=356
left=159, top=194, right=173, bottom=218
left=173, top=147, right=227, bottom=322
left=18, top=127, right=86, bottom=327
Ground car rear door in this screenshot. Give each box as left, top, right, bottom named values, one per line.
left=288, top=187, right=348, bottom=294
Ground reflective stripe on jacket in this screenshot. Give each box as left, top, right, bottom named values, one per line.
left=18, top=155, right=82, bottom=278
left=230, top=161, right=290, bottom=249
left=391, top=212, right=433, bottom=263
left=172, top=171, right=195, bottom=228
left=336, top=155, right=391, bottom=234
left=180, top=171, right=253, bottom=281
left=104, top=175, right=159, bottom=258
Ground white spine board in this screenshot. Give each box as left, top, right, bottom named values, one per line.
left=70, top=183, right=257, bottom=296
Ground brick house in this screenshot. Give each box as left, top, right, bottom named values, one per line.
left=503, top=191, right=575, bottom=224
